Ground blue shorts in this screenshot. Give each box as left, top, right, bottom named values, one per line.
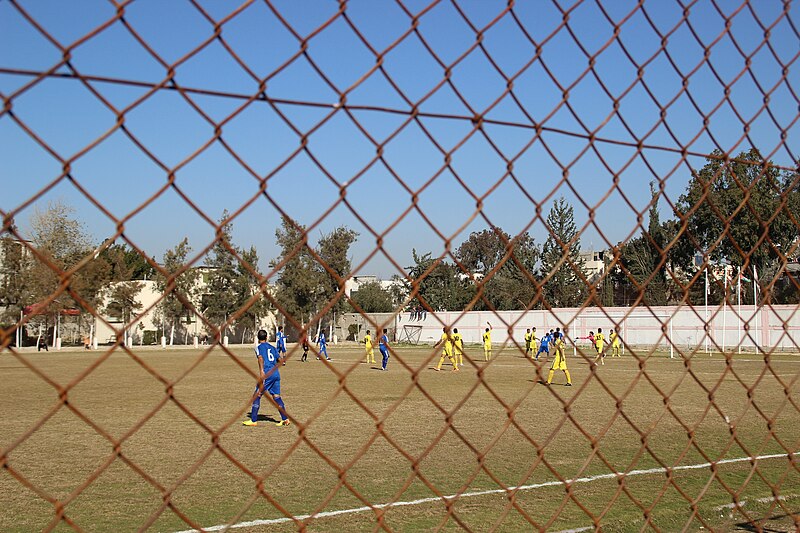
left=257, top=376, right=281, bottom=397
left=537, top=345, right=549, bottom=354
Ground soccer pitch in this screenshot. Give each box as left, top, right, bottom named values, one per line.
left=1, top=344, right=798, bottom=532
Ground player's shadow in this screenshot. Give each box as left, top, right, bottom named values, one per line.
left=256, top=414, right=281, bottom=423
left=370, top=366, right=384, bottom=371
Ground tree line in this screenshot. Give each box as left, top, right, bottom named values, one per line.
left=1, top=149, right=798, bottom=345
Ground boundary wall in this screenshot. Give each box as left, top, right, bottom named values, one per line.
left=344, top=305, right=800, bottom=354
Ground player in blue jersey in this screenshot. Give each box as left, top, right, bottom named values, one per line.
left=536, top=330, right=551, bottom=361
left=379, top=328, right=390, bottom=371
left=276, top=326, right=287, bottom=357
left=317, top=332, right=331, bottom=360
left=243, top=329, right=290, bottom=427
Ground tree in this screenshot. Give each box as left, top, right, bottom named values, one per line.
left=405, top=250, right=473, bottom=312
left=100, top=244, right=155, bottom=281
left=455, top=228, right=539, bottom=310
left=203, top=212, right=240, bottom=340
left=234, top=245, right=270, bottom=343
left=673, top=149, right=798, bottom=303
left=614, top=184, right=672, bottom=306
left=157, top=238, right=199, bottom=345
left=540, top=197, right=585, bottom=308
left=0, top=236, right=32, bottom=326
left=29, top=200, right=91, bottom=264
left=350, top=281, right=394, bottom=313
left=272, top=217, right=326, bottom=335
left=24, top=200, right=95, bottom=341
left=103, top=281, right=143, bottom=342
left=317, top=227, right=358, bottom=331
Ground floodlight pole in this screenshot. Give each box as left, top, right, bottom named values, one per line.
left=753, top=265, right=759, bottom=354
left=705, top=264, right=709, bottom=355
left=722, top=265, right=728, bottom=354
left=737, top=266, right=742, bottom=354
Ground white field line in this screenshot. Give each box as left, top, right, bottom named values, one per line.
left=714, top=494, right=794, bottom=511
left=171, top=453, right=794, bottom=533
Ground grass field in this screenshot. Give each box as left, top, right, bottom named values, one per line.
left=1, top=342, right=798, bottom=532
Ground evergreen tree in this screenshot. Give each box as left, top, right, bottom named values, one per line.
left=157, top=238, right=199, bottom=345
left=673, top=149, right=797, bottom=303
left=540, top=197, right=585, bottom=308
left=203, top=212, right=240, bottom=340
left=234, top=245, right=270, bottom=343
left=405, top=250, right=473, bottom=312
left=350, top=281, right=394, bottom=313
left=615, top=184, right=672, bottom=306
left=0, top=235, right=32, bottom=325
left=271, top=217, right=326, bottom=334
left=455, top=227, right=538, bottom=310
left=317, top=226, right=358, bottom=317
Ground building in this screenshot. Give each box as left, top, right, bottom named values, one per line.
left=579, top=250, right=606, bottom=282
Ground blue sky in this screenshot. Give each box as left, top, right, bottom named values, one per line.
left=1, top=0, right=798, bottom=278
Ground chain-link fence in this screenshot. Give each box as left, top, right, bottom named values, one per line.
left=1, top=1, right=799, bottom=531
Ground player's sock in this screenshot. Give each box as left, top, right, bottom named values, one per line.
left=564, top=370, right=572, bottom=384
left=547, top=370, right=554, bottom=384
left=250, top=398, right=260, bottom=423
left=274, top=397, right=287, bottom=421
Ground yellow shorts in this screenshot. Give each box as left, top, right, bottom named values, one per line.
left=551, top=353, right=568, bottom=371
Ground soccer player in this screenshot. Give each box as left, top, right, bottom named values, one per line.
left=609, top=327, right=621, bottom=357
left=243, top=329, right=291, bottom=427
left=364, top=329, right=375, bottom=364
left=545, top=331, right=572, bottom=386
left=276, top=326, right=287, bottom=356
left=300, top=332, right=309, bottom=362
left=483, top=322, right=492, bottom=361
left=453, top=327, right=464, bottom=367
left=535, top=330, right=550, bottom=361
left=581, top=331, right=595, bottom=351
left=524, top=328, right=533, bottom=357
left=434, top=326, right=458, bottom=371
left=317, top=332, right=331, bottom=361
left=593, top=328, right=606, bottom=365
left=379, top=328, right=390, bottom=371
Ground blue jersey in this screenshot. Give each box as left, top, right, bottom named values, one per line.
left=276, top=331, right=287, bottom=353
left=540, top=334, right=551, bottom=347
left=379, top=334, right=388, bottom=347
left=318, top=333, right=326, bottom=346
left=256, top=342, right=281, bottom=379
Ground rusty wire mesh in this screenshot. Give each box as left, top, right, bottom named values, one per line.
left=1, top=0, right=799, bottom=531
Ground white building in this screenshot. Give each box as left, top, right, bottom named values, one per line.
left=579, top=250, right=606, bottom=282
left=344, top=275, right=403, bottom=297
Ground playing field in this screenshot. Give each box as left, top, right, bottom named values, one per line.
left=1, top=343, right=798, bottom=532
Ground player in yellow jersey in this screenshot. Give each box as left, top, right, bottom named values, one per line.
left=531, top=327, right=538, bottom=356
left=545, top=332, right=572, bottom=386
left=524, top=329, right=533, bottom=357
left=364, top=330, right=375, bottom=364
left=609, top=327, right=621, bottom=357
left=482, top=322, right=492, bottom=361
left=593, top=327, right=606, bottom=365
left=434, top=327, right=458, bottom=371
left=452, top=328, right=465, bottom=367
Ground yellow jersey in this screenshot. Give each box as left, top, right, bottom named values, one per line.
left=551, top=339, right=568, bottom=370
left=483, top=330, right=491, bottom=348
left=364, top=334, right=372, bottom=350
left=524, top=332, right=532, bottom=344
left=610, top=331, right=619, bottom=346
left=453, top=332, right=463, bottom=353
left=441, top=332, right=453, bottom=353
left=594, top=332, right=605, bottom=350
